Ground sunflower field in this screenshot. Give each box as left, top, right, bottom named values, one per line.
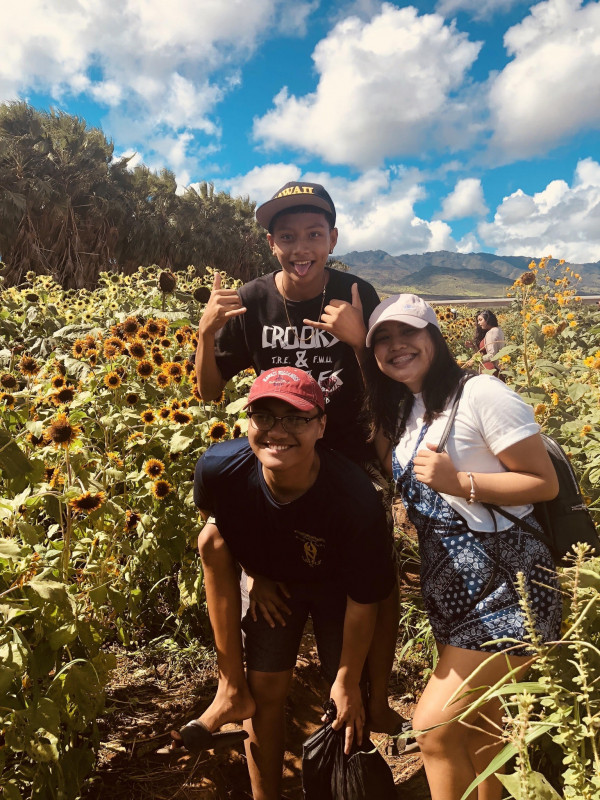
left=0, top=259, right=599, bottom=800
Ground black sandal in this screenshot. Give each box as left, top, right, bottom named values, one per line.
left=156, top=719, right=248, bottom=755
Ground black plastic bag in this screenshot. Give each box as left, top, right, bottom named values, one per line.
left=302, top=705, right=396, bottom=800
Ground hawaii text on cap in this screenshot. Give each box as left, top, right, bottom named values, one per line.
left=366, top=294, right=440, bottom=346
left=245, top=367, right=325, bottom=411
left=256, top=182, right=336, bottom=231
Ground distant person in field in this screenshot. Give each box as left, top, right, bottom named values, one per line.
left=164, top=368, right=396, bottom=800
left=192, top=181, right=403, bottom=738
left=466, top=309, right=505, bottom=378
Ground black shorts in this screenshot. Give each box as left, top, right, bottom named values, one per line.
left=240, top=572, right=348, bottom=683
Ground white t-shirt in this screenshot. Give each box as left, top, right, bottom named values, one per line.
left=393, top=375, right=540, bottom=532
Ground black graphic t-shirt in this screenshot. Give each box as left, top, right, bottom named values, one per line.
left=194, top=438, right=395, bottom=603
left=214, top=268, right=380, bottom=462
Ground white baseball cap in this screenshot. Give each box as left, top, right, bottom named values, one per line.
left=366, top=294, right=440, bottom=346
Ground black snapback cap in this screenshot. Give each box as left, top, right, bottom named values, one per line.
left=255, top=181, right=336, bottom=230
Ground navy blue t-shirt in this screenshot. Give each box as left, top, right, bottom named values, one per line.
left=194, top=438, right=395, bottom=605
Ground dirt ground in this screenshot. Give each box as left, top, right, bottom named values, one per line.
left=84, top=506, right=429, bottom=799
left=82, top=632, right=430, bottom=800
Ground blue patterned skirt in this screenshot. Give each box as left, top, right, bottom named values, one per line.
left=393, top=433, right=562, bottom=653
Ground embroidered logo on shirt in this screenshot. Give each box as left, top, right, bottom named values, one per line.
left=295, top=531, right=325, bottom=567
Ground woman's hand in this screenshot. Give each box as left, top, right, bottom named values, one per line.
left=413, top=442, right=464, bottom=497
left=246, top=574, right=292, bottom=628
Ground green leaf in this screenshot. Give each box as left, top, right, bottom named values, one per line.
left=0, top=664, right=15, bottom=696
left=0, top=539, right=23, bottom=559
left=0, top=430, right=33, bottom=478
left=498, top=770, right=562, bottom=800
left=170, top=428, right=195, bottom=453
left=48, top=623, right=78, bottom=650
left=226, top=396, right=248, bottom=414
left=567, top=382, right=588, bottom=402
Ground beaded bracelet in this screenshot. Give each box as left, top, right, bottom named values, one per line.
left=466, top=472, right=476, bottom=504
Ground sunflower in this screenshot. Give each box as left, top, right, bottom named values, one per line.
left=19, top=356, right=40, bottom=376
left=137, top=360, right=154, bottom=378
left=107, top=451, right=124, bottom=467
left=175, top=330, right=186, bottom=344
left=52, top=387, right=76, bottom=406
left=144, top=458, right=165, bottom=478
left=140, top=408, right=156, bottom=424
left=125, top=392, right=140, bottom=406
left=152, top=479, right=173, bottom=499
left=1, top=373, right=18, bottom=389
left=144, top=319, right=162, bottom=338
left=103, top=343, right=118, bottom=359
left=122, top=317, right=140, bottom=338
left=69, top=491, right=105, bottom=514
left=51, top=375, right=65, bottom=389
left=209, top=421, right=229, bottom=441
left=46, top=413, right=81, bottom=447
left=1, top=392, right=15, bottom=408
left=170, top=399, right=181, bottom=410
left=125, top=510, right=141, bottom=531
left=158, top=406, right=171, bottom=420
left=104, top=372, right=122, bottom=389
left=165, top=362, right=183, bottom=382
left=161, top=338, right=171, bottom=348
left=156, top=372, right=171, bottom=388
left=28, top=431, right=47, bottom=446
left=184, top=360, right=195, bottom=375
left=191, top=384, right=202, bottom=402
left=71, top=340, right=87, bottom=358
left=232, top=423, right=242, bottom=439
left=170, top=409, right=192, bottom=425
left=129, top=340, right=146, bottom=360
left=152, top=351, right=165, bottom=367
left=87, top=349, right=99, bottom=366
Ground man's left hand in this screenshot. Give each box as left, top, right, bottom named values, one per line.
left=303, top=283, right=366, bottom=349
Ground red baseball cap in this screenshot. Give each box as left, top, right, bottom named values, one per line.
left=245, top=368, right=325, bottom=412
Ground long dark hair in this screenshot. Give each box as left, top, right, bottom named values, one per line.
left=474, top=309, right=499, bottom=348
left=362, top=324, right=467, bottom=444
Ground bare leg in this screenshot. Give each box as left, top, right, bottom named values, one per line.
left=244, top=669, right=293, bottom=800
left=366, top=581, right=404, bottom=734
left=191, top=523, right=255, bottom=730
left=412, top=643, right=530, bottom=800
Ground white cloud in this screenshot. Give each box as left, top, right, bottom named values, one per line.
left=0, top=0, right=317, bottom=178
left=435, top=0, right=522, bottom=21
left=219, top=163, right=458, bottom=254
left=478, top=157, right=600, bottom=262
left=438, top=178, right=488, bottom=220
left=253, top=3, right=482, bottom=167
left=489, top=0, right=600, bottom=159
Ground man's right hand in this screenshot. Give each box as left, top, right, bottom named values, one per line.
left=198, top=272, right=247, bottom=335
left=246, top=574, right=292, bottom=628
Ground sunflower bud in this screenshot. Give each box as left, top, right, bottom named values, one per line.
left=193, top=286, right=211, bottom=303
left=519, top=272, right=536, bottom=286
left=159, top=270, right=177, bottom=293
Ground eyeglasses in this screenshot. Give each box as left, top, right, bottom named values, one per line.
left=247, top=411, right=321, bottom=434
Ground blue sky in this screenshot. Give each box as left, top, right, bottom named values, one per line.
left=3, top=0, right=600, bottom=262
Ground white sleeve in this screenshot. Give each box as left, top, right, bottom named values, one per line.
left=484, top=327, right=504, bottom=358
left=464, top=376, right=540, bottom=455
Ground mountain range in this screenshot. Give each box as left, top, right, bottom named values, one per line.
left=335, top=250, right=600, bottom=298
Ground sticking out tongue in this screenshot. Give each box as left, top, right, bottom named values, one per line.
left=294, top=262, right=311, bottom=277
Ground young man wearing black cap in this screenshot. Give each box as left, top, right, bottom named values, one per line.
left=193, top=182, right=402, bottom=737
left=168, top=368, right=396, bottom=800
